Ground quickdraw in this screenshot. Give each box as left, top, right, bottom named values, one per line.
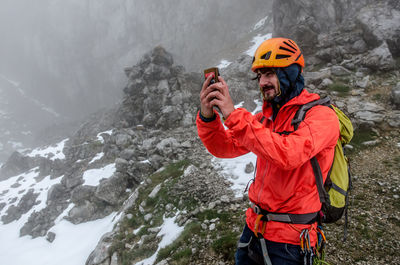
left=291, top=224, right=330, bottom=265
left=299, top=229, right=313, bottom=265
left=253, top=214, right=272, bottom=265
left=254, top=214, right=267, bottom=237
left=313, top=226, right=331, bottom=265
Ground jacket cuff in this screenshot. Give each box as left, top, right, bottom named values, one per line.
left=199, top=111, right=217, bottom=122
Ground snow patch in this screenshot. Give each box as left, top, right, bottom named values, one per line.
left=252, top=99, right=263, bottom=114
left=245, top=33, right=272, bottom=56
left=0, top=211, right=118, bottom=265
left=89, top=152, right=104, bottom=164
left=133, top=225, right=144, bottom=235
left=214, top=152, right=257, bottom=198
left=235, top=101, right=244, bottom=108
left=0, top=167, right=62, bottom=216
left=253, top=15, right=269, bottom=31
left=134, top=214, right=184, bottom=265
left=82, top=163, right=116, bottom=186
left=0, top=164, right=118, bottom=265
left=26, top=139, right=68, bottom=161
left=217, top=60, right=232, bottom=69
left=96, top=129, right=113, bottom=143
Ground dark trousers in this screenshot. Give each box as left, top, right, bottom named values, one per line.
left=235, top=224, right=303, bottom=265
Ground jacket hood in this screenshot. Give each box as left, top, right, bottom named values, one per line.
left=264, top=64, right=305, bottom=120
left=273, top=64, right=304, bottom=105
left=262, top=89, right=320, bottom=118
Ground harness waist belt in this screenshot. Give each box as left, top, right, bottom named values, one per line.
left=251, top=203, right=318, bottom=224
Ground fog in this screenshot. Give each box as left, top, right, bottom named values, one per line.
left=0, top=0, right=271, bottom=160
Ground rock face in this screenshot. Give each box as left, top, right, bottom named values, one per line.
left=1, top=189, right=39, bottom=224
left=0, top=45, right=203, bottom=241
left=357, top=3, right=400, bottom=57
left=0, top=152, right=32, bottom=181
left=272, top=0, right=399, bottom=71
left=117, top=46, right=200, bottom=130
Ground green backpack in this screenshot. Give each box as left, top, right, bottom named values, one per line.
left=292, top=97, right=354, bottom=237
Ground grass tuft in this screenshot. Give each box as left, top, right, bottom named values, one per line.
left=327, top=83, right=351, bottom=96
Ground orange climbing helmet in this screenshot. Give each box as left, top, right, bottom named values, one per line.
left=251, top=38, right=305, bottom=72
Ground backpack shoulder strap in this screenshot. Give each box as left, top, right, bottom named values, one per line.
left=260, top=116, right=266, bottom=124
left=291, top=97, right=331, bottom=131
left=293, top=97, right=332, bottom=205
left=311, top=157, right=330, bottom=205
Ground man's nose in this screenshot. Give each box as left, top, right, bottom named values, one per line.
left=259, top=74, right=271, bottom=86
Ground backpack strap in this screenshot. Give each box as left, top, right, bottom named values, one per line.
left=292, top=97, right=331, bottom=131
left=292, top=97, right=333, bottom=206
left=310, top=157, right=330, bottom=205
left=260, top=116, right=266, bottom=125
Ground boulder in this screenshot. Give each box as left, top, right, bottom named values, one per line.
left=61, top=174, right=84, bottom=190
left=320, top=78, right=333, bottom=88
left=356, top=75, right=370, bottom=89
left=70, top=185, right=96, bottom=204
left=115, top=158, right=129, bottom=173
left=115, top=133, right=131, bottom=148
left=331, top=65, right=352, bottom=76
left=67, top=201, right=96, bottom=224
left=183, top=165, right=199, bottom=178
left=0, top=152, right=32, bottom=181
left=20, top=200, right=69, bottom=238
left=304, top=68, right=331, bottom=86
left=85, top=232, right=115, bottom=265
left=46, top=231, right=56, bottom=243
left=355, top=111, right=385, bottom=125
left=95, top=173, right=128, bottom=205
left=47, top=183, right=70, bottom=205
left=391, top=82, right=400, bottom=109
left=119, top=148, right=136, bottom=161
left=245, top=162, right=255, bottom=174
left=156, top=137, right=180, bottom=156
left=361, top=42, right=396, bottom=71
left=387, top=111, right=400, bottom=127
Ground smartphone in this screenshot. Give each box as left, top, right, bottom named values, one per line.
left=204, top=67, right=219, bottom=85
left=203, top=67, right=221, bottom=113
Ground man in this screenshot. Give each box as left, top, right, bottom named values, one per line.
left=196, top=38, right=339, bottom=265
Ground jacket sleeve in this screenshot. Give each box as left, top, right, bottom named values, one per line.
left=196, top=110, right=253, bottom=158
left=223, top=107, right=340, bottom=170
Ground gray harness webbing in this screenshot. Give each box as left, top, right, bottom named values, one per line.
left=251, top=203, right=319, bottom=224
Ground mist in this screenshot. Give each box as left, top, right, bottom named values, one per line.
left=0, top=0, right=271, bottom=160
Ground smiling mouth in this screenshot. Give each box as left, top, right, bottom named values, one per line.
left=263, top=85, right=275, bottom=93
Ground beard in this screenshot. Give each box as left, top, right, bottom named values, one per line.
left=260, top=84, right=281, bottom=102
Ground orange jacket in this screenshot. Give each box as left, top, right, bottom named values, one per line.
left=196, top=89, right=340, bottom=245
